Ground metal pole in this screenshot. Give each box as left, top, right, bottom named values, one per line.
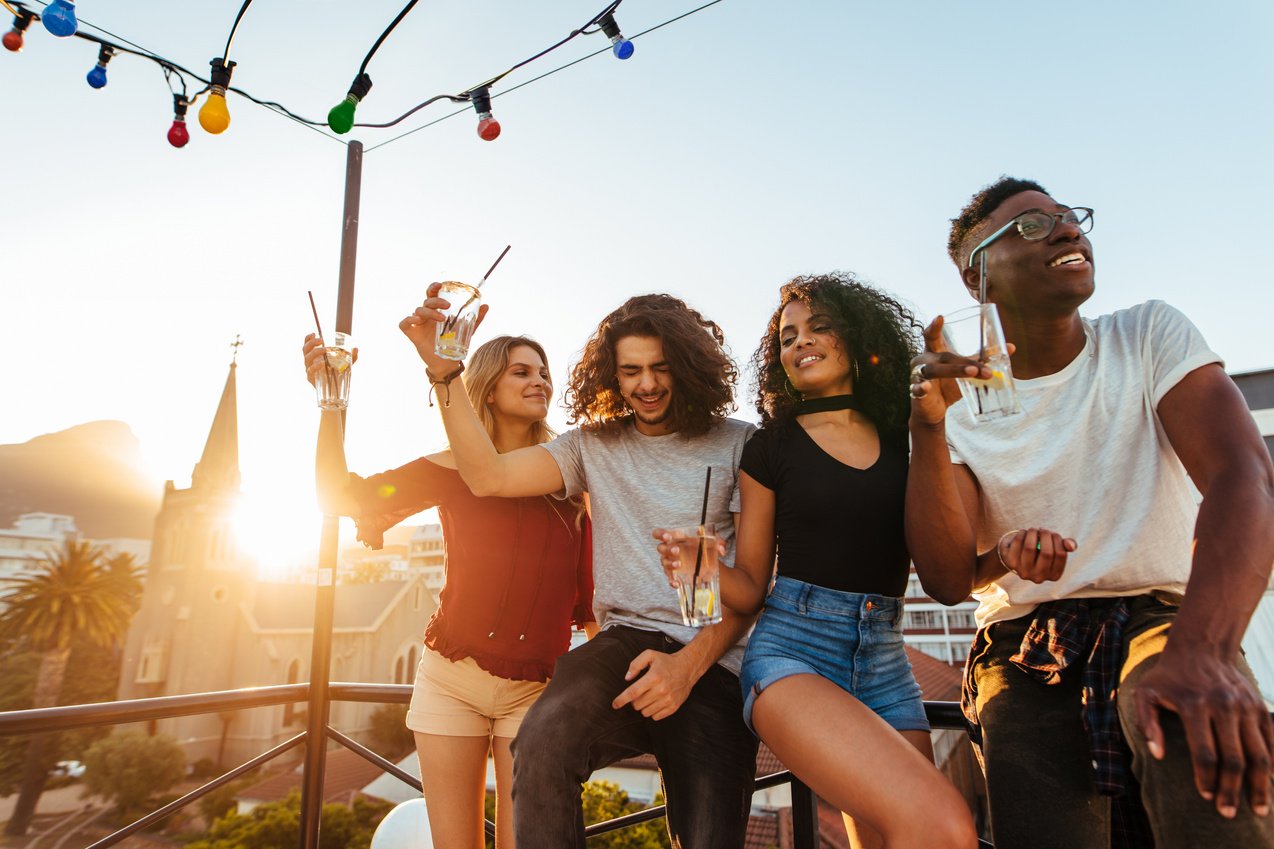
left=790, top=777, right=820, bottom=849
left=299, top=140, right=363, bottom=849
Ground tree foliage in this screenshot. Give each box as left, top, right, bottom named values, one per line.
left=582, top=780, right=672, bottom=849
left=0, top=539, right=143, bottom=835
left=187, top=789, right=390, bottom=849
left=366, top=704, right=415, bottom=760
left=0, top=640, right=121, bottom=796
left=82, top=730, right=186, bottom=815
left=0, top=540, right=136, bottom=651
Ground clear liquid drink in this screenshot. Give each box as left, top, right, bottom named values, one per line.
left=316, top=333, right=353, bottom=410
left=671, top=525, right=722, bottom=627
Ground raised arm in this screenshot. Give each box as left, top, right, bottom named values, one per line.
left=904, top=319, right=1006, bottom=603
left=398, top=285, right=565, bottom=498
left=304, top=334, right=360, bottom=517
left=1133, top=363, right=1274, bottom=818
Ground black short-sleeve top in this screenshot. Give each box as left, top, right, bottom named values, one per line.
left=739, top=421, right=910, bottom=597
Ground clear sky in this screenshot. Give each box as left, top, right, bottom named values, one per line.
left=4, top=0, right=1272, bottom=574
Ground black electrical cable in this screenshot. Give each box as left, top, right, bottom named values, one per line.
left=355, top=0, right=623, bottom=132
left=364, top=0, right=726, bottom=153
left=358, top=0, right=420, bottom=76
left=222, top=0, right=254, bottom=60
left=8, top=0, right=724, bottom=151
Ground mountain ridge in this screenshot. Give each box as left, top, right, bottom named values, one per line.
left=0, top=420, right=163, bottom=539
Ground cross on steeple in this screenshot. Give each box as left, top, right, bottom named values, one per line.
left=230, top=334, right=244, bottom=365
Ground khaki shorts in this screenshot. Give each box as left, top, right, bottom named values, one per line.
left=406, top=647, right=546, bottom=738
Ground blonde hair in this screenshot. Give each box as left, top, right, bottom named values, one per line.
left=462, top=335, right=556, bottom=448
left=461, top=335, right=585, bottom=527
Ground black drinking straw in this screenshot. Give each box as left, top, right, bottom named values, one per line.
left=442, top=245, right=511, bottom=334
left=690, top=467, right=713, bottom=603
left=308, top=291, right=336, bottom=398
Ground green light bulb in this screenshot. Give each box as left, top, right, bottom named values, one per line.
left=328, top=96, right=357, bottom=135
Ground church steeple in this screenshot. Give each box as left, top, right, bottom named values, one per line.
left=191, top=340, right=242, bottom=493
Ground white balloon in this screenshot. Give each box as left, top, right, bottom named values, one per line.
left=370, top=797, right=434, bottom=849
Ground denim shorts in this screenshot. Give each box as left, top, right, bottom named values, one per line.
left=740, top=576, right=929, bottom=734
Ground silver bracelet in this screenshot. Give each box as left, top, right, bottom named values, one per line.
left=996, top=530, right=1019, bottom=574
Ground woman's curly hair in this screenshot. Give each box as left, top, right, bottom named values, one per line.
left=564, top=294, right=738, bottom=437
left=750, top=272, right=921, bottom=434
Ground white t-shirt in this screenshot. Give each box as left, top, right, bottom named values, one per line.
left=946, top=300, right=1222, bottom=628
left=541, top=417, right=755, bottom=673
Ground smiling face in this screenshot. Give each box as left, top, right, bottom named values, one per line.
left=614, top=334, right=675, bottom=435
left=964, top=190, right=1096, bottom=311
left=485, top=344, right=552, bottom=424
left=779, top=300, right=854, bottom=397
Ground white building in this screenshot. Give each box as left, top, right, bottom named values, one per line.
left=903, top=568, right=979, bottom=665
left=0, top=513, right=79, bottom=599
left=0, top=513, right=149, bottom=603
left=408, top=524, right=445, bottom=604
left=1234, top=367, right=1274, bottom=707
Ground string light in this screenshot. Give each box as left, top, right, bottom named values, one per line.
left=3, top=7, right=31, bottom=51
left=468, top=87, right=500, bottom=141
left=198, top=57, right=234, bottom=134
left=5, top=0, right=724, bottom=151
left=328, top=73, right=371, bottom=135
left=85, top=43, right=113, bottom=88
left=40, top=0, right=76, bottom=37
left=168, top=93, right=190, bottom=148
left=598, top=13, right=634, bottom=60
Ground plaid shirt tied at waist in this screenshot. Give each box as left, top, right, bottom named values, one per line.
left=961, top=597, right=1133, bottom=796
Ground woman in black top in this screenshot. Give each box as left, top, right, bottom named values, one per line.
left=661, top=273, right=976, bottom=848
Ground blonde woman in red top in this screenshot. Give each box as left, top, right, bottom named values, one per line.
left=304, top=333, right=595, bottom=849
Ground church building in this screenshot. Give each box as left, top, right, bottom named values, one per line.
left=117, top=355, right=435, bottom=767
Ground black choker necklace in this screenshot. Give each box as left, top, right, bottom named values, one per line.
left=793, top=394, right=859, bottom=416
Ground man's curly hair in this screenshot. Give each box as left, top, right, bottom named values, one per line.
left=750, top=272, right=920, bottom=434
left=947, top=176, right=1049, bottom=270
left=564, top=294, right=738, bottom=436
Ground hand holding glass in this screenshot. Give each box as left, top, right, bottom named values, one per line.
left=941, top=304, right=1021, bottom=422
left=434, top=281, right=483, bottom=361
left=669, top=523, right=722, bottom=627
left=315, top=332, right=353, bottom=410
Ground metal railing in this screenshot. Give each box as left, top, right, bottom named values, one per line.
left=0, top=684, right=988, bottom=848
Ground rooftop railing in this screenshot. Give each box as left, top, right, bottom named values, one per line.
left=0, top=685, right=990, bottom=849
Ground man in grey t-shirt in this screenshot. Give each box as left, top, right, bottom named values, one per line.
left=402, top=291, right=759, bottom=849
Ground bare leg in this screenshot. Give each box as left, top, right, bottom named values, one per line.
left=415, top=732, right=492, bottom=849
left=840, top=730, right=937, bottom=849
left=492, top=736, right=515, bottom=849
left=752, top=675, right=977, bottom=849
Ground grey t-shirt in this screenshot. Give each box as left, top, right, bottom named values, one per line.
left=541, top=417, right=756, bottom=674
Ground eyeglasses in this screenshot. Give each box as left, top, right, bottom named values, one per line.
left=966, top=207, right=1094, bottom=269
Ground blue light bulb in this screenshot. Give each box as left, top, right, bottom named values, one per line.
left=40, top=0, right=76, bottom=37
left=611, top=37, right=634, bottom=60
left=86, top=62, right=107, bottom=88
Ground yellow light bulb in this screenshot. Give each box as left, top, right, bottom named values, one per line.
left=199, top=87, right=231, bottom=134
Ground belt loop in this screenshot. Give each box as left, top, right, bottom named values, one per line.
left=797, top=581, right=810, bottom=615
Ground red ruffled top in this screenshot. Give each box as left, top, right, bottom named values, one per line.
left=346, top=457, right=593, bottom=682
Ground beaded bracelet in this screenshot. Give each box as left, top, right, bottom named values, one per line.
left=426, top=363, right=465, bottom=408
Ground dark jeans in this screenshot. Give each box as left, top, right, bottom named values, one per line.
left=511, top=625, right=759, bottom=849
left=970, top=595, right=1274, bottom=849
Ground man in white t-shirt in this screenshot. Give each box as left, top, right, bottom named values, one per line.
left=906, top=176, right=1274, bottom=848
left=400, top=290, right=758, bottom=849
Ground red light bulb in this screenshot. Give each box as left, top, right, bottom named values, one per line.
left=477, top=114, right=501, bottom=141
left=168, top=119, right=190, bottom=148
left=2, top=29, right=22, bottom=52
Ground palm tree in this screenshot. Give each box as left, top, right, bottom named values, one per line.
left=0, top=539, right=140, bottom=836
